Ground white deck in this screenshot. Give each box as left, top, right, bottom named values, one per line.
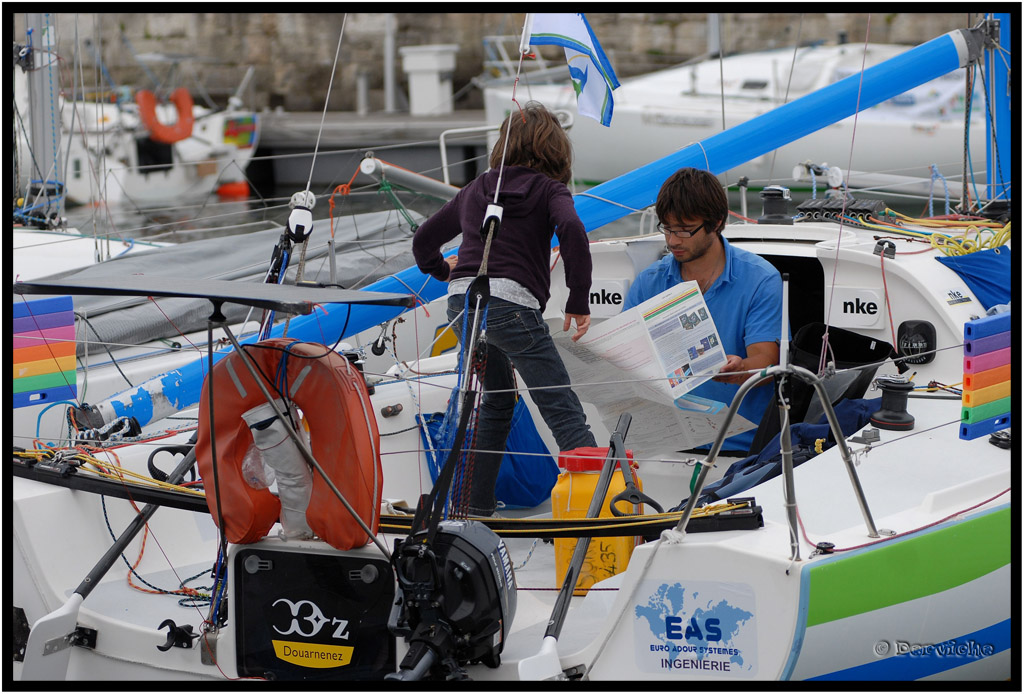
left=12, top=386, right=1009, bottom=681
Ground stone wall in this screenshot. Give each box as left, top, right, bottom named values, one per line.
left=17, top=12, right=977, bottom=112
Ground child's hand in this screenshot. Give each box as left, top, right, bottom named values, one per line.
left=563, top=313, right=591, bottom=342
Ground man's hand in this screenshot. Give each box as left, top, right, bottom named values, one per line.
left=712, top=341, right=779, bottom=385
left=713, top=354, right=747, bottom=384
left=563, top=313, right=591, bottom=342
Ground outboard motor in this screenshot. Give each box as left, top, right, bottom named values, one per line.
left=387, top=248, right=516, bottom=680
left=387, top=520, right=517, bottom=680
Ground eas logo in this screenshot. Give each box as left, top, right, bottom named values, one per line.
left=665, top=616, right=722, bottom=642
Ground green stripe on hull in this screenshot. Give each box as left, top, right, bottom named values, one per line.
left=806, top=507, right=1010, bottom=626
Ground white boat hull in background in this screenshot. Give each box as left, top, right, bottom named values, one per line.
left=488, top=43, right=985, bottom=186
left=14, top=70, right=259, bottom=208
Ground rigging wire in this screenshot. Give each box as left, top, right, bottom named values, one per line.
left=766, top=13, right=804, bottom=185
left=303, top=14, right=348, bottom=196
left=819, top=14, right=872, bottom=376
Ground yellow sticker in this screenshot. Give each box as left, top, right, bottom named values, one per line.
left=430, top=324, right=459, bottom=357
left=272, top=640, right=354, bottom=668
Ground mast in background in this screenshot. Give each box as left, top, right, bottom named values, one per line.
left=25, top=13, right=65, bottom=224
left=984, top=12, right=1011, bottom=206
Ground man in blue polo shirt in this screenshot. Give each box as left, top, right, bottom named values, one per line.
left=622, top=167, right=785, bottom=454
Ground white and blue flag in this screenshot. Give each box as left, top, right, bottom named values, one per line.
left=525, top=13, right=620, bottom=126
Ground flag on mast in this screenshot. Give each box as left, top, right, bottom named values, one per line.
left=524, top=13, right=620, bottom=127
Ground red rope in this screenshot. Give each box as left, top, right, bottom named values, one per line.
left=799, top=488, right=1009, bottom=554
left=147, top=296, right=204, bottom=355
left=878, top=254, right=898, bottom=347
left=328, top=166, right=363, bottom=239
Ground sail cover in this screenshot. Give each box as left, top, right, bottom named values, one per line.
left=935, top=247, right=1012, bottom=311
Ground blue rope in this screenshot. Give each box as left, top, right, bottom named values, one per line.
left=928, top=165, right=951, bottom=217
left=35, top=400, right=78, bottom=440
left=260, top=249, right=291, bottom=340
left=113, top=238, right=136, bottom=257
left=276, top=342, right=297, bottom=400
left=207, top=546, right=228, bottom=625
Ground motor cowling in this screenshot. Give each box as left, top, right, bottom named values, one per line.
left=387, top=520, right=517, bottom=680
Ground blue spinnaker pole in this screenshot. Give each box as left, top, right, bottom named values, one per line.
left=574, top=28, right=982, bottom=230
left=94, top=27, right=981, bottom=428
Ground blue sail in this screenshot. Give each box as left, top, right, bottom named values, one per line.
left=94, top=28, right=980, bottom=428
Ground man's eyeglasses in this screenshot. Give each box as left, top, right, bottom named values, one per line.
left=658, top=221, right=708, bottom=238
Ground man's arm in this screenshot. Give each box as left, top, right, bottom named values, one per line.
left=713, top=340, right=779, bottom=385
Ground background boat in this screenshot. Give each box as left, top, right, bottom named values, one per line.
left=13, top=18, right=261, bottom=210
left=486, top=40, right=987, bottom=189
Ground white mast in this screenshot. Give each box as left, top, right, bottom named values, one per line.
left=25, top=13, right=65, bottom=223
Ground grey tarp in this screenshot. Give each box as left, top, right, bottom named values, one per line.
left=31, top=210, right=424, bottom=356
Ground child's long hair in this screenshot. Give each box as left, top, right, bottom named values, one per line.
left=488, top=101, right=573, bottom=185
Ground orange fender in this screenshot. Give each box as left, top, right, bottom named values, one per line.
left=135, top=87, right=195, bottom=144
left=196, top=338, right=382, bottom=549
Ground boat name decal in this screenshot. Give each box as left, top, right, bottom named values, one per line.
left=633, top=580, right=758, bottom=677
left=271, top=640, right=355, bottom=668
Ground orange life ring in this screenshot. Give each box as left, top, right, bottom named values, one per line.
left=135, top=87, right=195, bottom=144
left=196, top=338, right=382, bottom=550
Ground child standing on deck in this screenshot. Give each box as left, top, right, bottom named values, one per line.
left=412, top=102, right=597, bottom=517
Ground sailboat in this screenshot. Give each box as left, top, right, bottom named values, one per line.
left=13, top=14, right=176, bottom=282
left=486, top=25, right=987, bottom=189
left=11, top=13, right=1012, bottom=683
left=13, top=14, right=260, bottom=209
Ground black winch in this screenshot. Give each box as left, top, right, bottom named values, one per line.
left=869, top=375, right=915, bottom=431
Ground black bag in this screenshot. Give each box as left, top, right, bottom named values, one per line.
left=747, top=322, right=896, bottom=455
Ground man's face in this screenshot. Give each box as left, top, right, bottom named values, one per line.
left=659, top=214, right=717, bottom=264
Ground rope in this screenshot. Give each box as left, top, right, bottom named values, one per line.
left=303, top=14, right=348, bottom=195
left=328, top=166, right=363, bottom=239
left=928, top=165, right=951, bottom=217
left=823, top=15, right=873, bottom=342
left=766, top=13, right=804, bottom=185
left=961, top=59, right=973, bottom=212
left=877, top=253, right=899, bottom=357
left=800, top=488, right=1009, bottom=554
